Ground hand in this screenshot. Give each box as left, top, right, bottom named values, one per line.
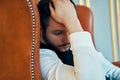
left=49, top=0, right=77, bottom=24
left=49, top=0, right=83, bottom=34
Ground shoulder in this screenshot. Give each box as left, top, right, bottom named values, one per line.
left=40, top=49, right=55, bottom=54
left=40, top=49, right=58, bottom=57
left=39, top=49, right=62, bottom=79
left=40, top=49, right=61, bottom=62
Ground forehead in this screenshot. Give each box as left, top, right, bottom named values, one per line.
left=47, top=18, right=66, bottom=31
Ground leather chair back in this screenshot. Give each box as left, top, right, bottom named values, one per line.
left=0, top=0, right=42, bottom=80
left=76, top=5, right=95, bottom=45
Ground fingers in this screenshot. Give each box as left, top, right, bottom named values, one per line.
left=49, top=3, right=55, bottom=17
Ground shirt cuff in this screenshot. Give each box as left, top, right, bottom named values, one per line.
left=69, top=31, right=95, bottom=49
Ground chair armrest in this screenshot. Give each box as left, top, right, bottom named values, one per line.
left=113, top=61, right=120, bottom=68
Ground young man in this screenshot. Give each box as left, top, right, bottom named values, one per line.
left=38, top=0, right=120, bottom=80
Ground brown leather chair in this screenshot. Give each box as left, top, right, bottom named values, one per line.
left=0, top=1, right=119, bottom=80
left=113, top=61, right=120, bottom=67
left=76, top=5, right=95, bottom=46
left=0, top=0, right=41, bottom=80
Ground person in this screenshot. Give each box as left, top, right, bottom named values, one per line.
left=38, top=0, right=120, bottom=80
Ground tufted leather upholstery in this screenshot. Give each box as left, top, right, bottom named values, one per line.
left=0, top=0, right=42, bottom=80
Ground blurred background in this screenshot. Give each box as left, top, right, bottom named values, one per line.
left=73, top=0, right=120, bottom=62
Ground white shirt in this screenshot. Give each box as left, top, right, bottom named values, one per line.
left=40, top=32, right=120, bottom=80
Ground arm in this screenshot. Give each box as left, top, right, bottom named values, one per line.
left=40, top=33, right=120, bottom=80
left=40, top=32, right=107, bottom=80
left=69, top=32, right=106, bottom=80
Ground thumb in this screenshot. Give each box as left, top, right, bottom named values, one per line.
left=49, top=3, right=56, bottom=17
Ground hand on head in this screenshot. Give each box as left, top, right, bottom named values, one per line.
left=49, top=0, right=83, bottom=34
left=49, top=0, right=77, bottom=24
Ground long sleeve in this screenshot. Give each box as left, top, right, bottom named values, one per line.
left=69, top=32, right=106, bottom=80
left=40, top=49, right=76, bottom=80
left=40, top=32, right=120, bottom=80
left=96, top=52, right=120, bottom=80
left=70, top=32, right=120, bottom=80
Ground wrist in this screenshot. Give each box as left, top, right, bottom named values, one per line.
left=64, top=17, right=83, bottom=34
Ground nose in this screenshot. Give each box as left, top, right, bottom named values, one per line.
left=62, top=32, right=70, bottom=43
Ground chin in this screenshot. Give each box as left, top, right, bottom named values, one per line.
left=60, top=48, right=70, bottom=53
left=60, top=50, right=66, bottom=53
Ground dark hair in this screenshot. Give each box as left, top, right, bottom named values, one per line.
left=37, top=0, right=75, bottom=32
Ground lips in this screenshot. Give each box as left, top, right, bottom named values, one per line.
left=60, top=44, right=70, bottom=49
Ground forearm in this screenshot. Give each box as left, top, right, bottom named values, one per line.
left=69, top=32, right=106, bottom=80
left=64, top=17, right=83, bottom=34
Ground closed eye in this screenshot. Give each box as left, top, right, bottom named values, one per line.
left=53, top=30, right=64, bottom=35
